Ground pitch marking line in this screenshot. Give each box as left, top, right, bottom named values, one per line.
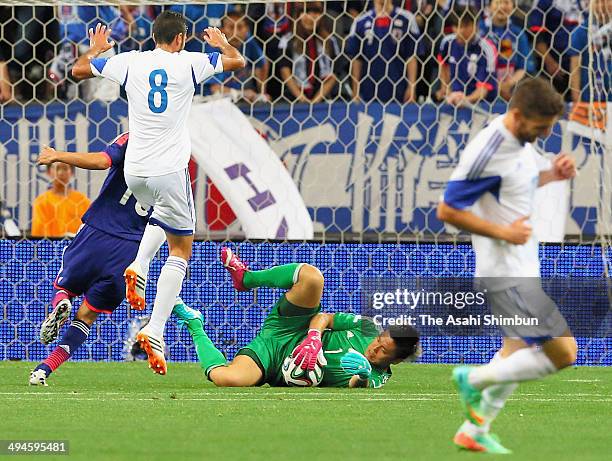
left=5, top=394, right=612, bottom=403
left=1, top=393, right=611, bottom=403
left=0, top=391, right=609, bottom=397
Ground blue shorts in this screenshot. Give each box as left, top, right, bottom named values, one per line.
left=54, top=224, right=140, bottom=314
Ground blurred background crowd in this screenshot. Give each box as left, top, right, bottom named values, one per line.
left=0, top=0, right=609, bottom=107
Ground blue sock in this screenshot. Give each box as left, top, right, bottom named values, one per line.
left=35, top=319, right=91, bottom=376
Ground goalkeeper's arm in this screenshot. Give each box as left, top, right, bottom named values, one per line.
left=37, top=146, right=111, bottom=170
left=291, top=313, right=356, bottom=370
left=306, top=312, right=364, bottom=334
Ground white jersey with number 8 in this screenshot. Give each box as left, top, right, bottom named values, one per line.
left=91, top=48, right=223, bottom=177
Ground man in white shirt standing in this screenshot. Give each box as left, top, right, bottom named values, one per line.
left=72, top=11, right=245, bottom=375
left=438, top=78, right=577, bottom=454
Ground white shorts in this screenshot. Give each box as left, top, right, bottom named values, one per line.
left=125, top=169, right=195, bottom=235
left=484, top=279, right=569, bottom=344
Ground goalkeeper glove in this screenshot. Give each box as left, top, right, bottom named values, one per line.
left=292, top=329, right=327, bottom=370
left=340, top=350, right=372, bottom=381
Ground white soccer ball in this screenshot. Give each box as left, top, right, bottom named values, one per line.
left=281, top=355, right=324, bottom=387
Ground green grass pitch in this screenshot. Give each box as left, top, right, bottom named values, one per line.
left=1, top=362, right=610, bottom=461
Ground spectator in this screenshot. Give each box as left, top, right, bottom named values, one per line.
left=346, top=0, right=422, bottom=103
left=0, top=6, right=57, bottom=103
left=120, top=5, right=160, bottom=52
left=247, top=2, right=298, bottom=101
left=0, top=56, right=12, bottom=103
left=278, top=4, right=343, bottom=103
left=209, top=11, right=269, bottom=103
left=436, top=7, right=497, bottom=105
left=31, top=160, right=90, bottom=238
left=528, top=0, right=586, bottom=98
left=172, top=3, right=232, bottom=53
left=480, top=0, right=534, bottom=100
left=414, top=1, right=447, bottom=100
left=50, top=5, right=132, bottom=102
left=568, top=0, right=611, bottom=104
left=326, top=1, right=367, bottom=37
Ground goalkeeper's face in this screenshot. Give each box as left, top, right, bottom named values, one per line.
left=364, top=334, right=402, bottom=368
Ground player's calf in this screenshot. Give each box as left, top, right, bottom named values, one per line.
left=542, top=335, right=577, bottom=370
left=31, top=304, right=96, bottom=385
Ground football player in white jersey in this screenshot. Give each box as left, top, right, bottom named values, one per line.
left=71, top=12, right=245, bottom=375
left=437, top=79, right=577, bottom=454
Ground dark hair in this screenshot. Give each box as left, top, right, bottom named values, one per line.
left=451, top=6, right=478, bottom=27
left=509, top=78, right=565, bottom=119
left=153, top=11, right=187, bottom=45
left=388, top=325, right=420, bottom=361
left=47, top=162, right=75, bottom=173
left=222, top=10, right=247, bottom=27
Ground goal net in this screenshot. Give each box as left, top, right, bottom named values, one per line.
left=0, top=1, right=610, bottom=365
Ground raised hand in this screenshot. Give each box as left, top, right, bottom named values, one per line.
left=37, top=146, right=58, bottom=166
left=88, top=23, right=115, bottom=54
left=202, top=27, right=229, bottom=49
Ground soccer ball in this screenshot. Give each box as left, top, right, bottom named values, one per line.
left=281, top=355, right=324, bottom=387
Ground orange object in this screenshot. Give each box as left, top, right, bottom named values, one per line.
left=569, top=102, right=607, bottom=131
left=136, top=332, right=167, bottom=375
left=31, top=189, right=90, bottom=238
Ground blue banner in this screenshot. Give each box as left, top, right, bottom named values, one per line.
left=0, top=240, right=610, bottom=365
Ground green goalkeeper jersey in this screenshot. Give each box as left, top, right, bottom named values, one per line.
left=320, top=313, right=392, bottom=388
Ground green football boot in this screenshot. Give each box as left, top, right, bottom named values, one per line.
left=172, top=298, right=204, bottom=330
left=454, top=431, right=513, bottom=455
left=452, top=366, right=485, bottom=426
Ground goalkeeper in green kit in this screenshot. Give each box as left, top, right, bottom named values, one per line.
left=172, top=248, right=420, bottom=388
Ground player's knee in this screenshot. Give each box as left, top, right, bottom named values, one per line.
left=298, top=264, right=324, bottom=291
left=75, top=306, right=98, bottom=326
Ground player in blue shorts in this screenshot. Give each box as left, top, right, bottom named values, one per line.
left=29, top=133, right=167, bottom=386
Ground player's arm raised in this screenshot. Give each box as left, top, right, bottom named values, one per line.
left=71, top=23, right=115, bottom=81
left=202, top=27, right=246, bottom=71
left=37, top=146, right=111, bottom=170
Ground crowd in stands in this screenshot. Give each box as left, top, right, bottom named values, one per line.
left=0, top=0, right=610, bottom=107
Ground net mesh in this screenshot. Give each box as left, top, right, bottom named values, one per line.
left=0, top=1, right=610, bottom=364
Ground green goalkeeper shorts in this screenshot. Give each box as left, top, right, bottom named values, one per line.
left=236, top=295, right=319, bottom=386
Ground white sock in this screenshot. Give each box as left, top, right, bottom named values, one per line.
left=456, top=353, right=512, bottom=437
left=135, top=224, right=166, bottom=277
left=457, top=420, right=484, bottom=437
left=479, top=352, right=519, bottom=432
left=146, top=256, right=188, bottom=337
left=468, top=347, right=556, bottom=389
left=480, top=382, right=518, bottom=432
